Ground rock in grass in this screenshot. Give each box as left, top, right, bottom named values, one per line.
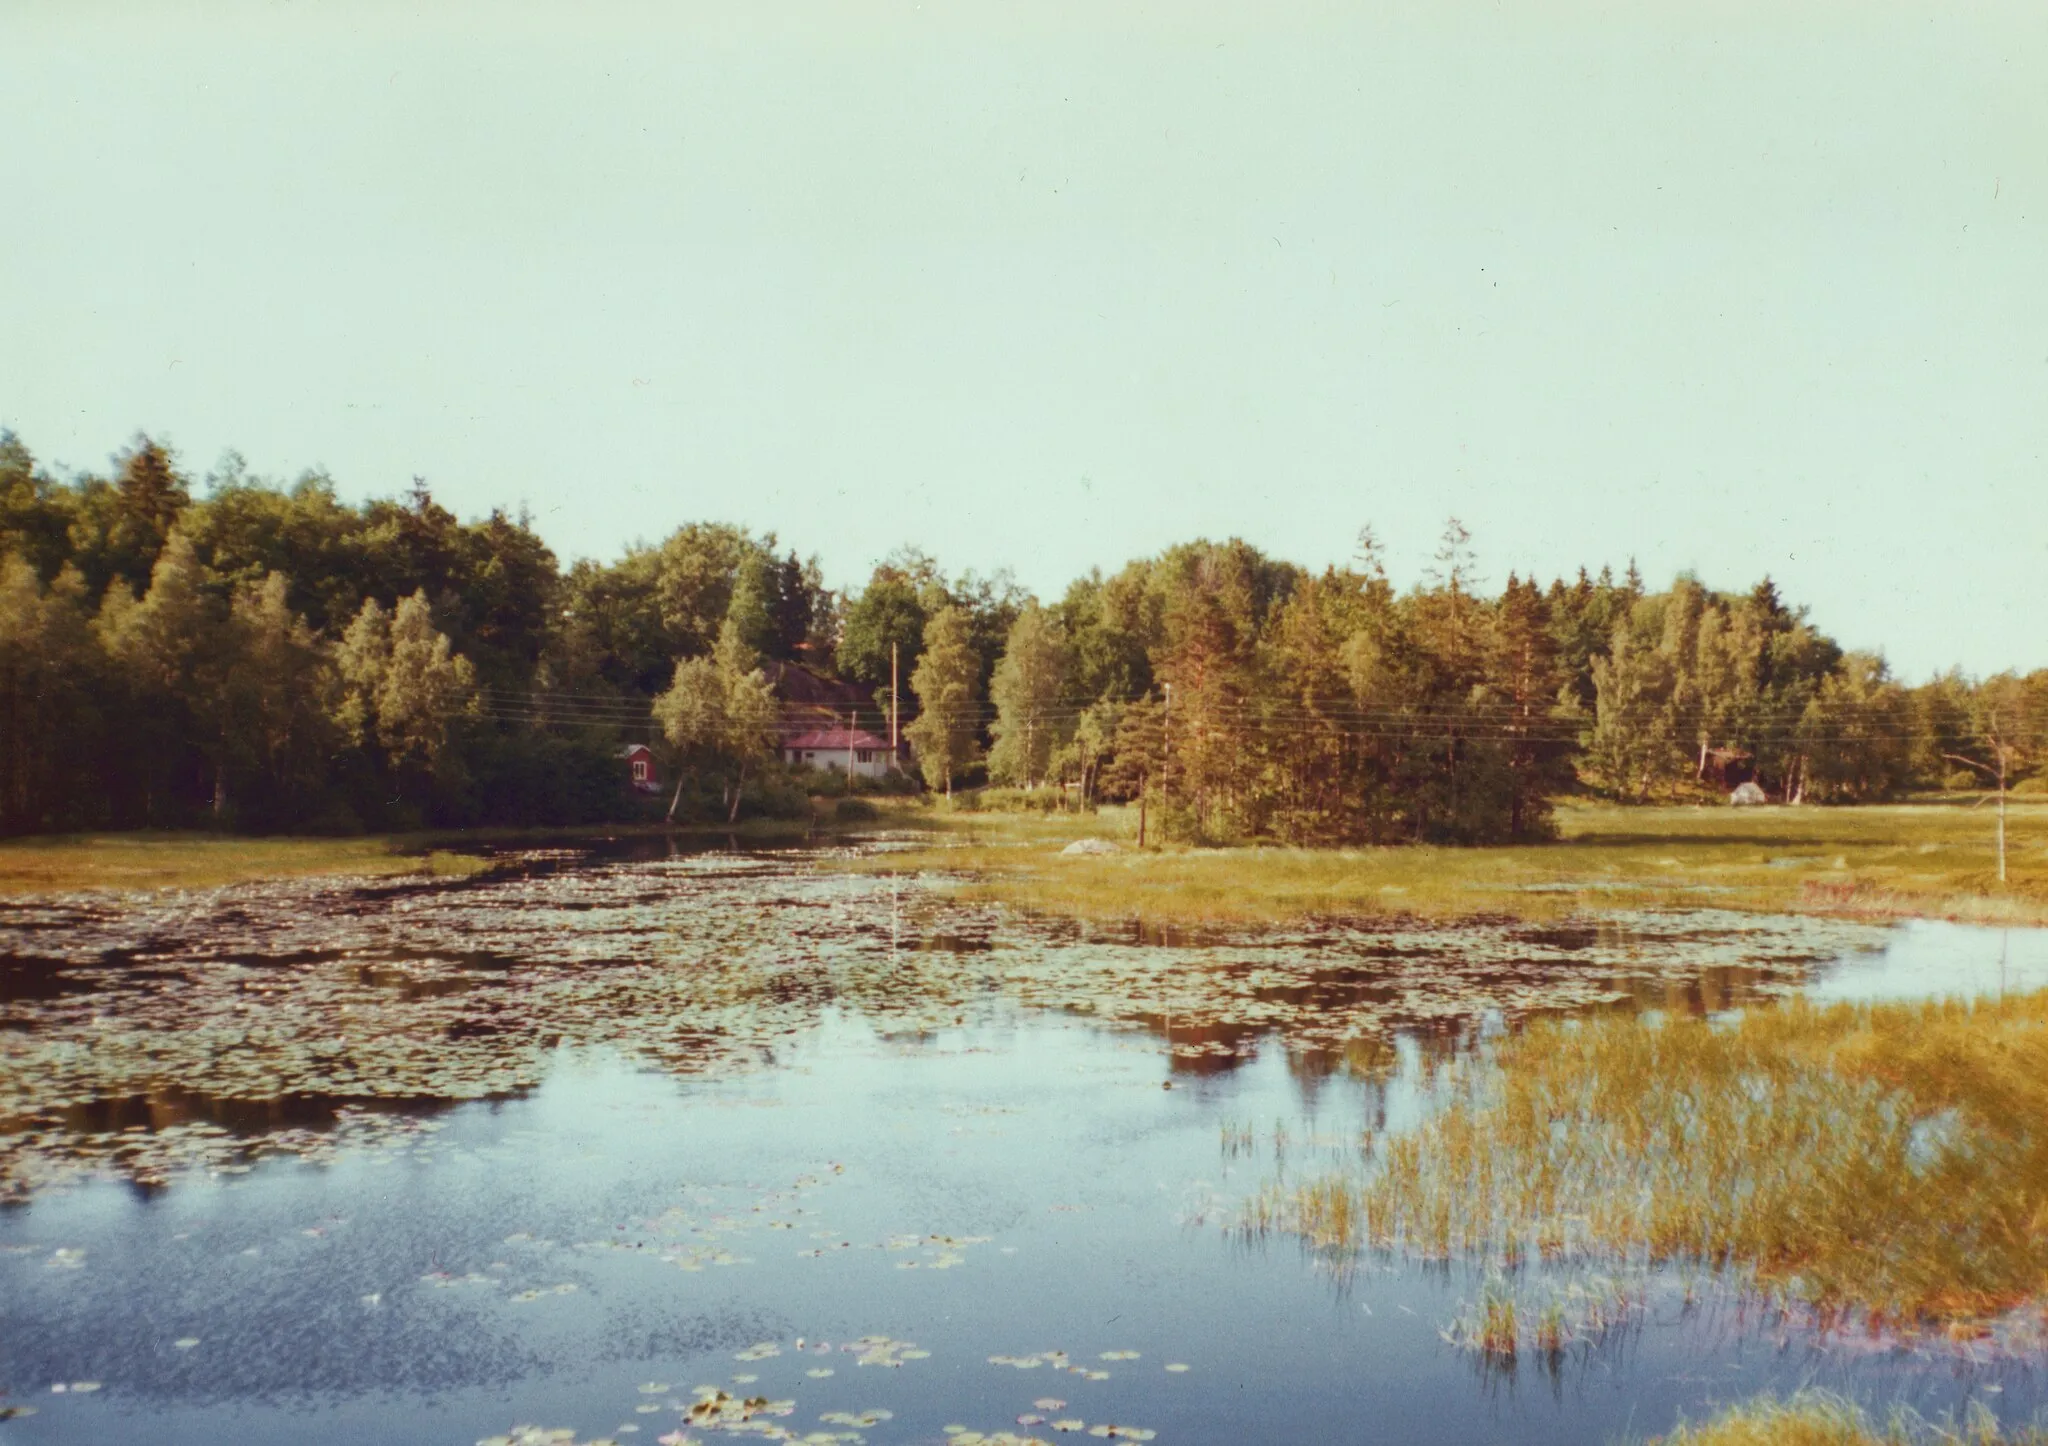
left=1060, top=838, right=1122, bottom=856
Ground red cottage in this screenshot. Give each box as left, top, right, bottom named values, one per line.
left=618, top=743, right=660, bottom=794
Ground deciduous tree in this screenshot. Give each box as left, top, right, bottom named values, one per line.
left=987, top=603, right=1071, bottom=789
left=903, top=605, right=981, bottom=796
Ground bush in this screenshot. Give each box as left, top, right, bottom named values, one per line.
left=834, top=797, right=879, bottom=822
left=969, top=786, right=1078, bottom=815
left=788, top=763, right=922, bottom=798
left=743, top=771, right=813, bottom=821
left=461, top=732, right=630, bottom=827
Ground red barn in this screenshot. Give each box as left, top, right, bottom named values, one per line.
left=618, top=743, right=660, bottom=793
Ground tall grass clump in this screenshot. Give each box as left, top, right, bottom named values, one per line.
left=1274, top=989, right=2048, bottom=1323
left=1650, top=1392, right=2048, bottom=1445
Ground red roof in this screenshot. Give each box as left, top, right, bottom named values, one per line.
left=784, top=728, right=891, bottom=751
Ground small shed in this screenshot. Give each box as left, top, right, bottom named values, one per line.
left=783, top=728, right=896, bottom=779
left=618, top=743, right=661, bottom=793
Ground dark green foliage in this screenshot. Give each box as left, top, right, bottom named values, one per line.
left=0, top=427, right=2038, bottom=841
left=837, top=562, right=930, bottom=689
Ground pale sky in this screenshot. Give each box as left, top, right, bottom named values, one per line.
left=2, top=0, right=2043, bottom=681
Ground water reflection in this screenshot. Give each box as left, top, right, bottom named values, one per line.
left=6, top=1020, right=2039, bottom=1446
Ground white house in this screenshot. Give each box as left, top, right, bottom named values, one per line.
left=783, top=727, right=897, bottom=779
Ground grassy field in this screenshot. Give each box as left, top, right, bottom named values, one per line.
left=0, top=808, right=890, bottom=896
left=5, top=796, right=2044, bottom=917
left=849, top=796, right=2048, bottom=927
left=0, top=833, right=501, bottom=895
left=1249, top=986, right=2048, bottom=1326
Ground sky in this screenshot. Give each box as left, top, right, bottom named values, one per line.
left=2, top=0, right=2043, bottom=682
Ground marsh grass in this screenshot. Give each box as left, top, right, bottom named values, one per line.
left=0, top=833, right=497, bottom=895
left=847, top=798, right=2048, bottom=927
left=0, top=804, right=922, bottom=897
left=1257, top=989, right=2048, bottom=1325
left=1648, top=1392, right=2048, bottom=1446
left=1477, top=1280, right=1518, bottom=1359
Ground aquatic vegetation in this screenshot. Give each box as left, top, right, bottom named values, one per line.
left=683, top=1384, right=796, bottom=1427
left=1647, top=1392, right=2048, bottom=1445
left=1476, top=1281, right=1517, bottom=1360
left=1258, top=989, right=2048, bottom=1325
left=819, top=1410, right=893, bottom=1427
left=15, top=839, right=2048, bottom=1444
left=0, top=843, right=1880, bottom=1200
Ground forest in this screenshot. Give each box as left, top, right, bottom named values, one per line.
left=1, top=431, right=2042, bottom=841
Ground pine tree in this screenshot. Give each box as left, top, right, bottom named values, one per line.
left=1488, top=575, right=1572, bottom=837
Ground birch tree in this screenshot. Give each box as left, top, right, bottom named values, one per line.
left=652, top=620, right=780, bottom=822
left=987, top=603, right=1071, bottom=789
left=904, top=605, right=981, bottom=796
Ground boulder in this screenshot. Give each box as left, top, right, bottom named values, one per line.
left=1060, top=838, right=1122, bottom=856
left=1728, top=781, right=1770, bottom=806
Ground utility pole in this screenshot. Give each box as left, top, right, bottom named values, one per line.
left=890, top=641, right=900, bottom=759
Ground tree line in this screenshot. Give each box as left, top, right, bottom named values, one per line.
left=1, top=431, right=2041, bottom=841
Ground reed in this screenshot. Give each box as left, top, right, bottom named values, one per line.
left=1648, top=1392, right=2048, bottom=1446
left=1477, top=1281, right=1518, bottom=1360
left=1261, top=989, right=2048, bottom=1323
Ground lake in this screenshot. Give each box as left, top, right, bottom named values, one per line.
left=4, top=837, right=2046, bottom=1444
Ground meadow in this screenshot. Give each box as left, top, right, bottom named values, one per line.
left=849, top=795, right=2048, bottom=928
left=0, top=813, right=867, bottom=896
left=0, top=832, right=495, bottom=894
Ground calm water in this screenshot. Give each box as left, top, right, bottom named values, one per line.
left=3, top=839, right=2046, bottom=1444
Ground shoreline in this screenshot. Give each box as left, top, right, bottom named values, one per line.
left=4, top=799, right=2042, bottom=928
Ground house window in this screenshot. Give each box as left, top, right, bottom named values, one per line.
left=804, top=752, right=814, bottom=762
left=857, top=750, right=872, bottom=763
left=631, top=759, right=648, bottom=782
